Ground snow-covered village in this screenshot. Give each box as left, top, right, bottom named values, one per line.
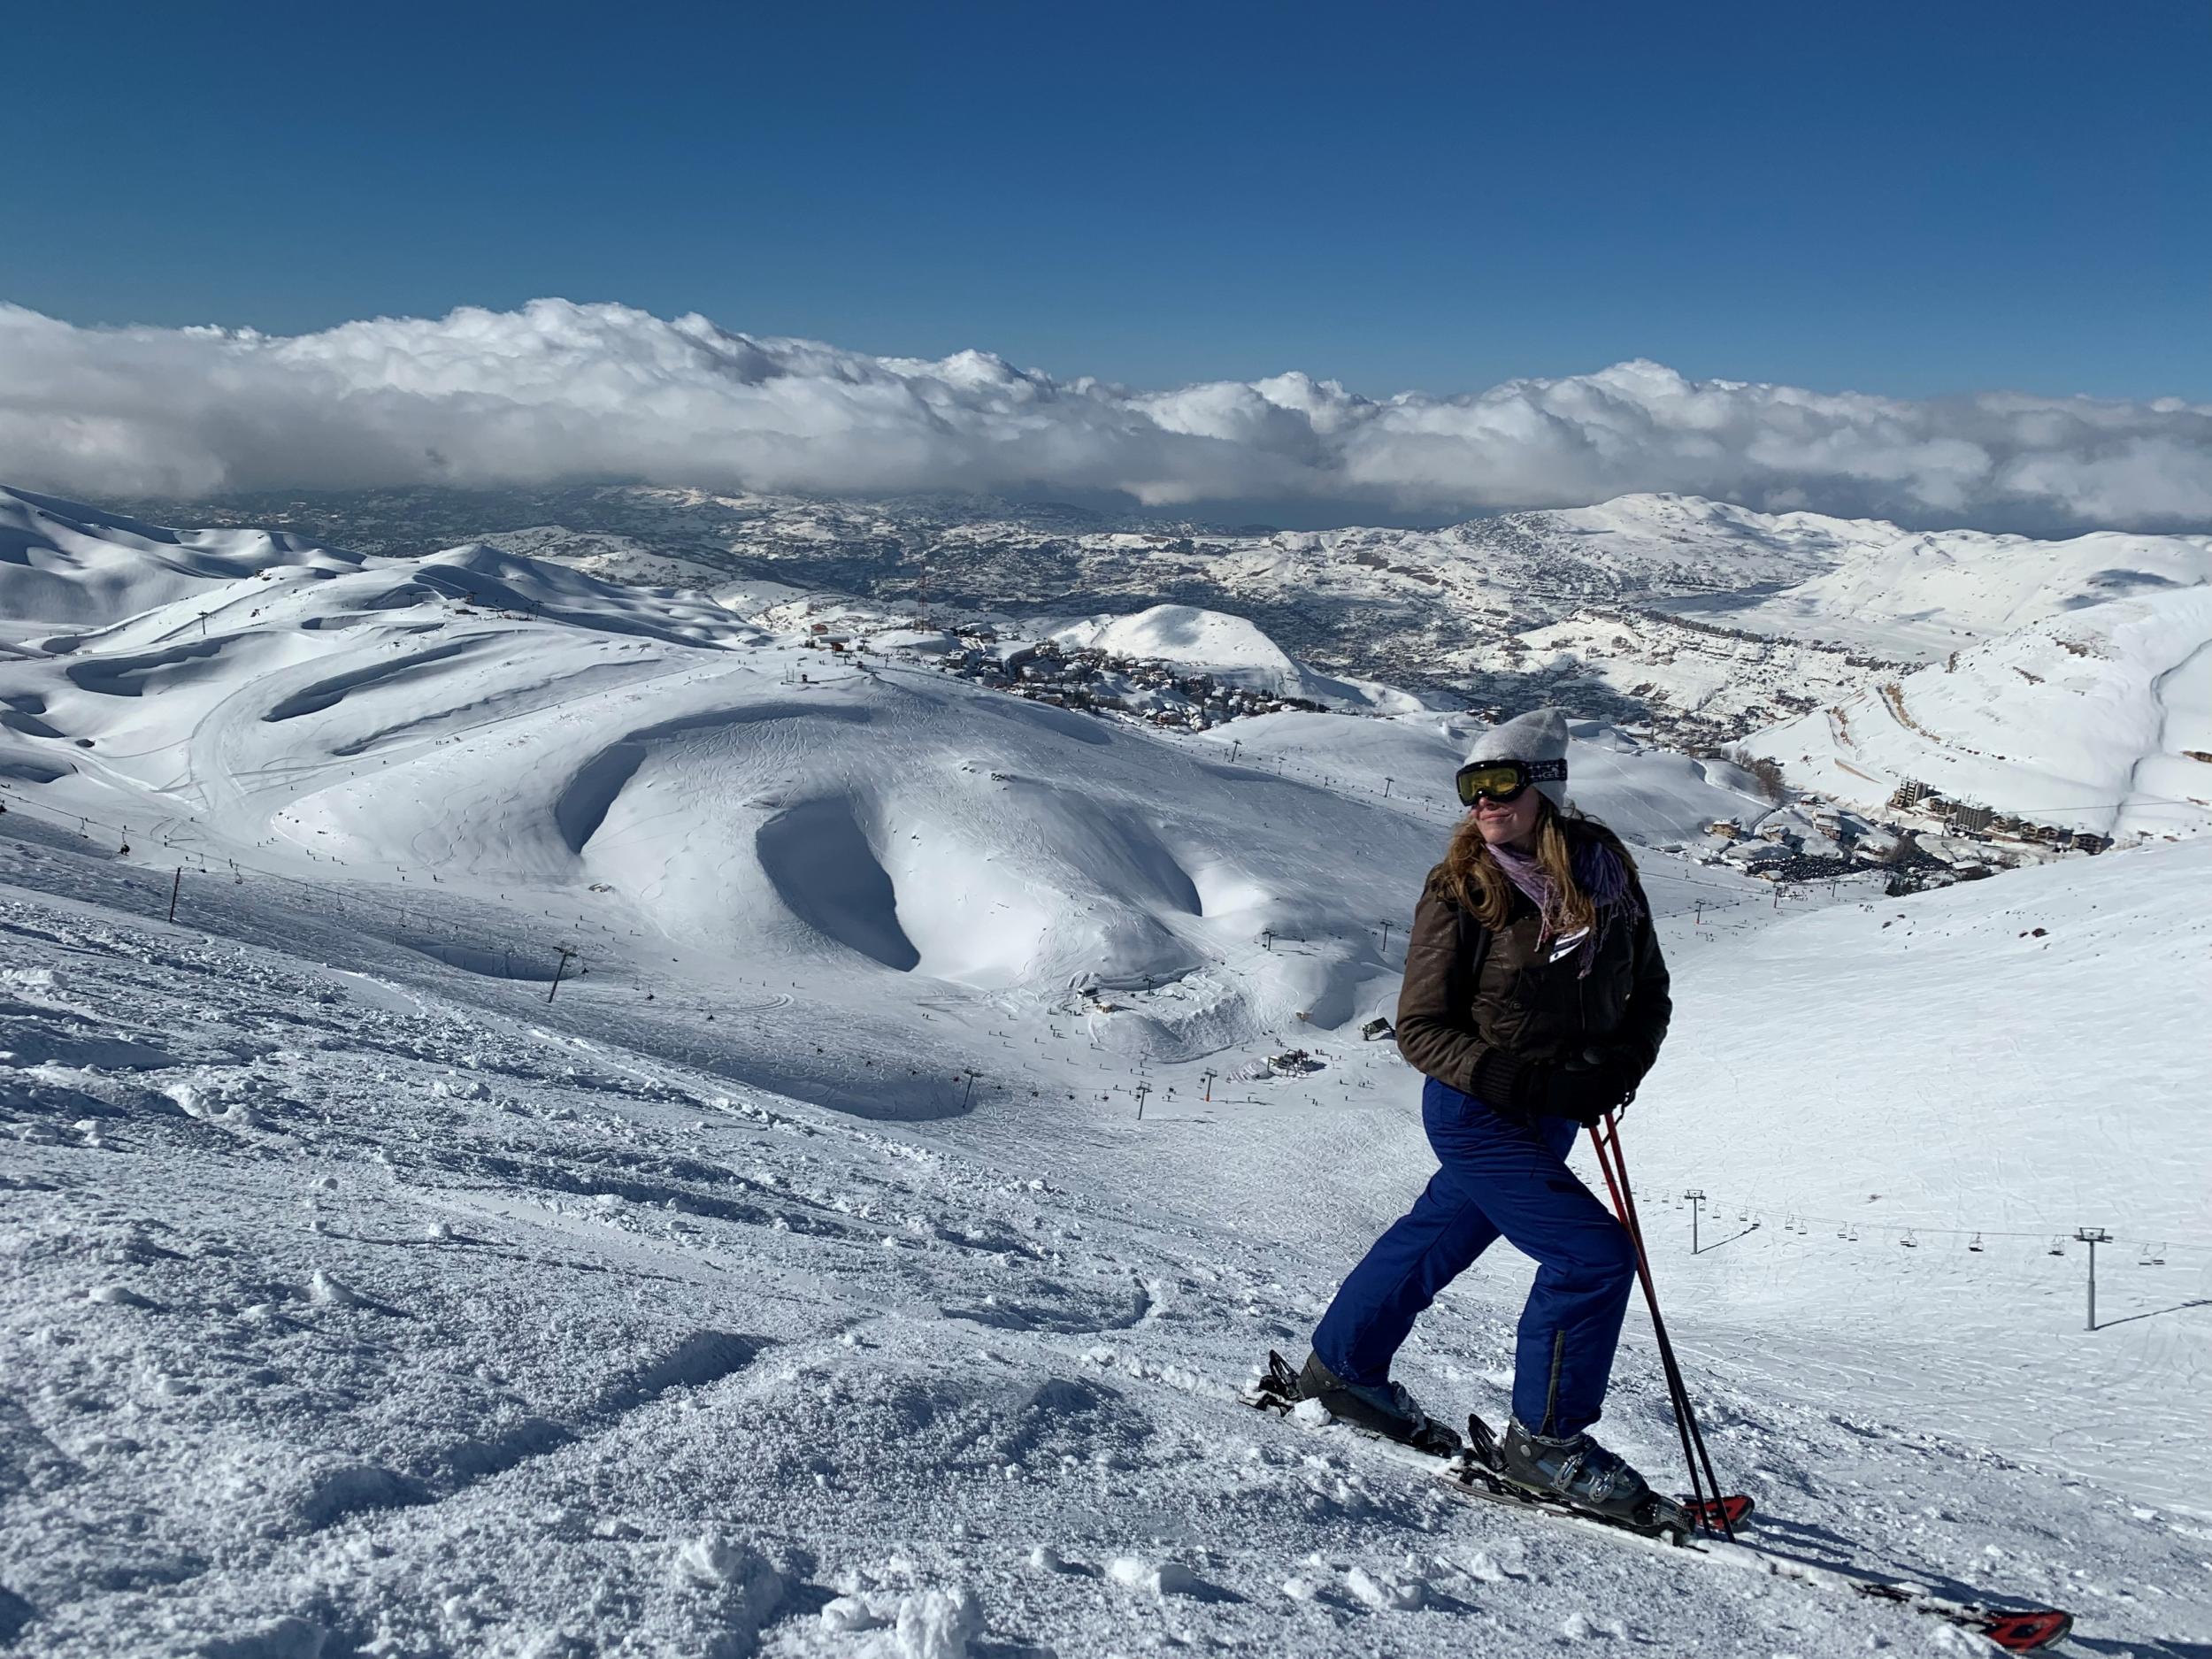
left=4, top=9, right=2209, bottom=1658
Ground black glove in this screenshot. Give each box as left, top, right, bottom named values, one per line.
left=1469, top=1048, right=1544, bottom=1119
left=1471, top=1046, right=1643, bottom=1125
left=1545, top=1046, right=1643, bottom=1125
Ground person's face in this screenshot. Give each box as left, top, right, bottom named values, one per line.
left=1471, top=784, right=1542, bottom=849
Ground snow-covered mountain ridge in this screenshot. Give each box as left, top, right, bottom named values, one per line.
left=15, top=474, right=2208, bottom=891
left=115, top=480, right=2212, bottom=733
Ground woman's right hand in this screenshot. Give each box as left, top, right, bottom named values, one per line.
left=1543, top=1048, right=1641, bottom=1125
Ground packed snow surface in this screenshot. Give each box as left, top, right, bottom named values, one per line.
left=3, top=488, right=2208, bottom=1655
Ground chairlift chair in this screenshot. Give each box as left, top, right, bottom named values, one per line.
left=1968, top=1232, right=1984, bottom=1253
left=2048, top=1236, right=2066, bottom=1256
left=2140, top=1242, right=2166, bottom=1266
left=1901, top=1229, right=1917, bottom=1248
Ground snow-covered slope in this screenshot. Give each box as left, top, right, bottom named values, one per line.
left=1517, top=495, right=1897, bottom=584
left=0, top=486, right=362, bottom=637
left=1515, top=610, right=1886, bottom=742
left=4, top=758, right=2206, bottom=1656
left=0, top=490, right=1773, bottom=1121
left=1714, top=525, right=2212, bottom=659
left=1640, top=837, right=2212, bottom=1505
left=4, top=488, right=2209, bottom=1655
left=1757, top=586, right=2212, bottom=839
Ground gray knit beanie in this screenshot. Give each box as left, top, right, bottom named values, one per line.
left=1463, top=707, right=1572, bottom=810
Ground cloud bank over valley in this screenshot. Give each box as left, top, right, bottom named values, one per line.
left=4, top=299, right=2208, bottom=532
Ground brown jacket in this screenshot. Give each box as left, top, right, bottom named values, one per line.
left=1394, top=837, right=1671, bottom=1098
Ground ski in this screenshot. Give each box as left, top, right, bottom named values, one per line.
left=1461, top=1404, right=1732, bottom=1540
left=1682, top=1492, right=1755, bottom=1532
left=1239, top=1351, right=1729, bottom=1543
left=1240, top=1352, right=2072, bottom=1653
left=1439, top=1430, right=2070, bottom=1653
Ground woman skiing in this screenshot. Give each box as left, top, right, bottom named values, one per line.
left=1297, top=707, right=1673, bottom=1523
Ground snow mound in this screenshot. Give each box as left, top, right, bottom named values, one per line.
left=1046, top=603, right=1421, bottom=712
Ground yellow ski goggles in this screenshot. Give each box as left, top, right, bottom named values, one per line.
left=1454, top=757, right=1566, bottom=806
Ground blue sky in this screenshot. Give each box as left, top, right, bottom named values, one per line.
left=4, top=0, right=2206, bottom=402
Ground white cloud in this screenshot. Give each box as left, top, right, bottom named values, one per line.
left=1, top=298, right=2207, bottom=530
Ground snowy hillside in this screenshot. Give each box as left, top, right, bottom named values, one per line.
left=4, top=486, right=2209, bottom=1655
left=0, top=488, right=1771, bottom=1120
left=139, top=482, right=2212, bottom=754
left=95, top=486, right=1891, bottom=700
left=1633, top=837, right=2212, bottom=1507
left=1515, top=610, right=1893, bottom=746
left=1710, top=526, right=2212, bottom=660
left=1756, top=586, right=2212, bottom=840
left=4, top=749, right=2208, bottom=1655
left=0, top=488, right=362, bottom=638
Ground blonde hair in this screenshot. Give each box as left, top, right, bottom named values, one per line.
left=1438, top=801, right=1632, bottom=935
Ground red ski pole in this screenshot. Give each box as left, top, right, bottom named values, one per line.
left=1588, top=1109, right=1734, bottom=1540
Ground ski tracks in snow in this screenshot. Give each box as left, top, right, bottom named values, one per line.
left=4, top=869, right=2210, bottom=1656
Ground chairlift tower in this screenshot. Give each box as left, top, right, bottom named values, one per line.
left=2074, top=1227, right=2111, bottom=1330
left=547, top=946, right=579, bottom=1004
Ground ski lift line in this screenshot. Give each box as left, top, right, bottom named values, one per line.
left=0, top=785, right=581, bottom=975
left=1685, top=1196, right=2187, bottom=1243
left=1677, top=1200, right=2207, bottom=1252
left=1816, top=1217, right=2208, bottom=1244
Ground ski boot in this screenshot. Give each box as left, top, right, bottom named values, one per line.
left=1495, top=1417, right=1685, bottom=1531
left=1295, top=1352, right=1463, bottom=1456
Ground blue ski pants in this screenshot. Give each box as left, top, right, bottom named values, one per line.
left=1310, top=1075, right=1639, bottom=1438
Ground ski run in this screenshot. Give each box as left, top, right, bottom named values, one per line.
left=3, top=486, right=2209, bottom=1657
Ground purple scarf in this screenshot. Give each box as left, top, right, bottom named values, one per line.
left=1487, top=837, right=1640, bottom=976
